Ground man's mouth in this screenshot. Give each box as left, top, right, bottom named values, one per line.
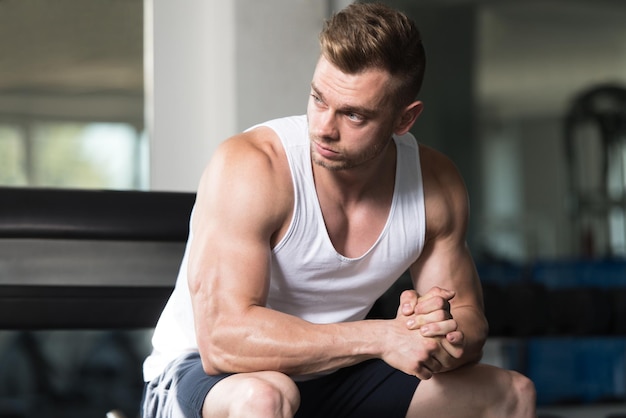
left=313, top=141, right=339, bottom=158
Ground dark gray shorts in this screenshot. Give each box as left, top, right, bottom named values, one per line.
left=142, top=352, right=231, bottom=418
left=142, top=352, right=419, bottom=418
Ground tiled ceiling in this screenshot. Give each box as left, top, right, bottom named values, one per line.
left=0, top=0, right=143, bottom=96
left=476, top=0, right=626, bottom=118
left=1, top=0, right=625, bottom=121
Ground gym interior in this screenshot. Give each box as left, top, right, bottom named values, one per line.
left=1, top=0, right=626, bottom=417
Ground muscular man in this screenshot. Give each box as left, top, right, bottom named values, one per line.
left=142, top=3, right=536, bottom=417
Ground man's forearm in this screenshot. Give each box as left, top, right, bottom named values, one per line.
left=197, top=305, right=385, bottom=376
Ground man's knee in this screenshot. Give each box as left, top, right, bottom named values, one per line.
left=505, top=370, right=536, bottom=415
left=237, top=374, right=300, bottom=417
left=513, top=371, right=536, bottom=404
left=205, top=372, right=300, bottom=418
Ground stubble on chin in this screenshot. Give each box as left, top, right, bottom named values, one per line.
left=310, top=140, right=349, bottom=171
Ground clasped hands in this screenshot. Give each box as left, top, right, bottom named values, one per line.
left=391, top=286, right=465, bottom=379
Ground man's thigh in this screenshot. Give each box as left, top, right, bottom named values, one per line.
left=143, top=355, right=419, bottom=418
left=295, top=360, right=420, bottom=418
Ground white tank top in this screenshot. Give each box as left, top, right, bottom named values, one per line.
left=265, top=115, right=426, bottom=323
left=143, top=115, right=426, bottom=381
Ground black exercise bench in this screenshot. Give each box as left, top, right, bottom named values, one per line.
left=0, top=186, right=195, bottom=330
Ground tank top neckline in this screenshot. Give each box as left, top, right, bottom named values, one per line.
left=302, top=139, right=401, bottom=262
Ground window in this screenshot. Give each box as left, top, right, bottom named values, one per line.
left=0, top=0, right=145, bottom=191
left=0, top=124, right=27, bottom=186
left=0, top=121, right=148, bottom=190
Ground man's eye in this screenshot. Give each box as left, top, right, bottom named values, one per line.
left=348, top=113, right=363, bottom=122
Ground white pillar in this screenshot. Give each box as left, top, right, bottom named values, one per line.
left=148, top=0, right=327, bottom=192
left=149, top=0, right=236, bottom=192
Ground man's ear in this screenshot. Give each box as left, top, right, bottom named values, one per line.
left=394, top=101, right=423, bottom=135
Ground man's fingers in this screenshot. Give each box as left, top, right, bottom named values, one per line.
left=399, top=287, right=455, bottom=318
left=446, top=330, right=463, bottom=345
left=399, top=290, right=419, bottom=316
left=417, top=286, right=455, bottom=304
left=428, top=332, right=465, bottom=370
left=413, top=354, right=444, bottom=380
left=441, top=332, right=465, bottom=359
left=416, top=296, right=452, bottom=317
left=418, top=318, right=457, bottom=336
left=407, top=309, right=453, bottom=330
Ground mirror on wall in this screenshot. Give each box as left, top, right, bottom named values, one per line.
left=475, top=0, right=626, bottom=261
left=383, top=0, right=626, bottom=261
left=0, top=0, right=147, bottom=190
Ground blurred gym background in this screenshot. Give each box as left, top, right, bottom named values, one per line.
left=1, top=0, right=626, bottom=416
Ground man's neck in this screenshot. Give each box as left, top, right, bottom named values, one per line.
left=312, top=140, right=397, bottom=206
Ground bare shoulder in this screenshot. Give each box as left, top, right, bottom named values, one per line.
left=195, top=126, right=293, bottom=238
left=211, top=126, right=288, bottom=179
left=418, top=144, right=469, bottom=241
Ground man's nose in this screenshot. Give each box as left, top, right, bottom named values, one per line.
left=316, top=110, right=339, bottom=141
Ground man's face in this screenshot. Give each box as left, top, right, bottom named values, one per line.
left=307, top=56, right=400, bottom=171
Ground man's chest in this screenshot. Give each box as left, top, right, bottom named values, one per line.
left=320, top=202, right=391, bottom=259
